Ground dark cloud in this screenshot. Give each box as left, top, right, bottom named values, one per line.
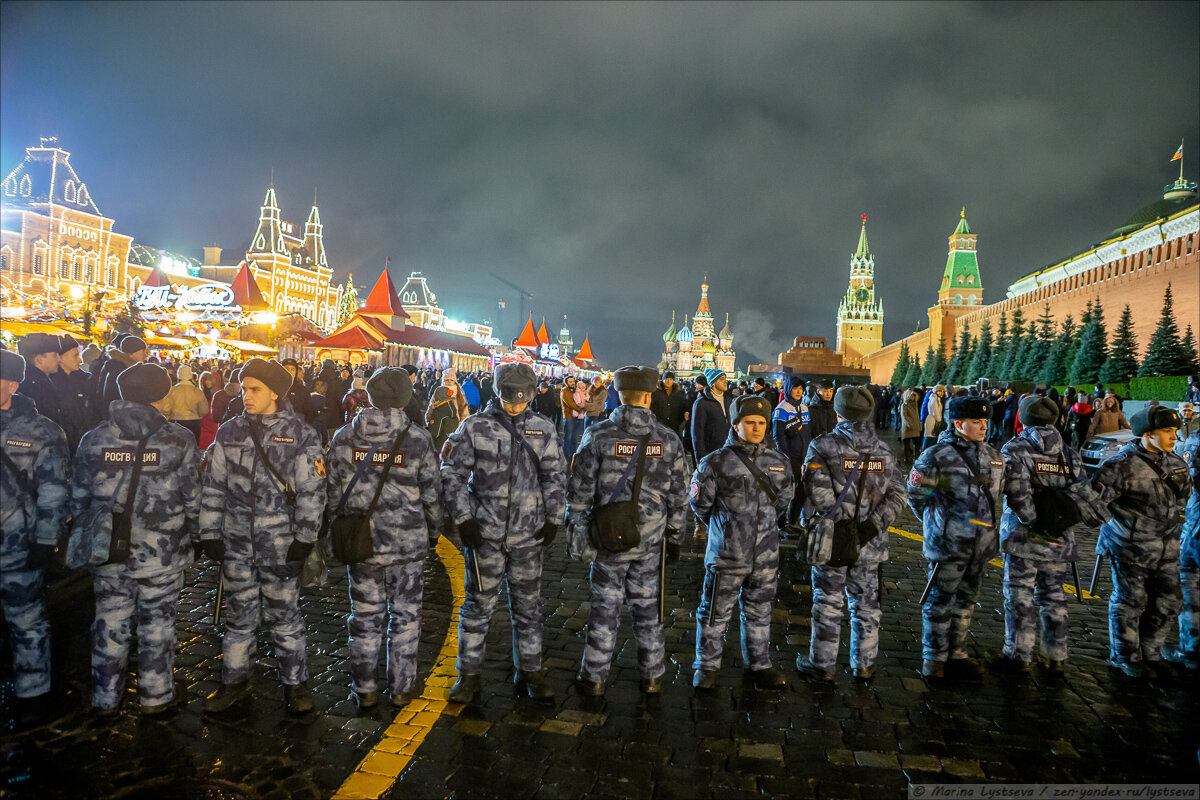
left=2, top=1, right=1196, bottom=367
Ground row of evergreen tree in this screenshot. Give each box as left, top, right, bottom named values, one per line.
left=889, top=284, right=1200, bottom=389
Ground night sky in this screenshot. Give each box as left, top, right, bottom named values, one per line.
left=2, top=2, right=1197, bottom=368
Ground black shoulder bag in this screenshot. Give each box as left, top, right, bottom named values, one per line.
left=730, top=448, right=780, bottom=506
left=247, top=421, right=297, bottom=508
left=589, top=434, right=650, bottom=552
left=0, top=449, right=36, bottom=502
left=829, top=455, right=870, bottom=569
left=951, top=444, right=997, bottom=527
left=330, top=429, right=407, bottom=564
left=108, top=434, right=153, bottom=565
left=1030, top=451, right=1082, bottom=536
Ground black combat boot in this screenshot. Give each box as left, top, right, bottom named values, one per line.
left=852, top=664, right=876, bottom=681
left=945, top=657, right=983, bottom=680
left=993, top=655, right=1032, bottom=675
left=921, top=660, right=945, bottom=679
left=795, top=654, right=835, bottom=683
left=748, top=666, right=788, bottom=690
left=692, top=669, right=719, bottom=691
left=354, top=690, right=379, bottom=710
left=640, top=676, right=663, bottom=695
left=448, top=673, right=481, bottom=704
left=284, top=681, right=314, bottom=714
left=574, top=675, right=605, bottom=696
left=515, top=669, right=555, bottom=701
left=15, top=693, right=54, bottom=727
left=390, top=689, right=414, bottom=708
left=1162, top=646, right=1200, bottom=670
left=204, top=679, right=251, bottom=713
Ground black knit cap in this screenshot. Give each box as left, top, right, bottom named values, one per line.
left=1019, top=395, right=1059, bottom=427
left=366, top=367, right=413, bottom=409
left=947, top=396, right=990, bottom=421
left=117, top=363, right=172, bottom=405
left=1, top=349, right=26, bottom=382
left=833, top=385, right=874, bottom=421
left=239, top=357, right=293, bottom=398
left=614, top=365, right=658, bottom=394
left=17, top=332, right=60, bottom=359
left=56, top=334, right=80, bottom=354
left=119, top=335, right=147, bottom=355
left=731, top=395, right=771, bottom=425
left=1131, top=406, right=1181, bottom=436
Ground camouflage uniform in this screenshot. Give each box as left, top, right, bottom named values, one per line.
left=0, top=394, right=69, bottom=699
left=68, top=401, right=200, bottom=710
left=999, top=425, right=1105, bottom=663
left=802, top=420, right=905, bottom=671
left=565, top=406, right=688, bottom=683
left=907, top=429, right=1005, bottom=663
left=1091, top=441, right=1189, bottom=665
left=690, top=430, right=793, bottom=671
left=326, top=407, right=443, bottom=697
left=1179, top=431, right=1200, bottom=657
left=441, top=399, right=566, bottom=676
left=199, top=402, right=325, bottom=686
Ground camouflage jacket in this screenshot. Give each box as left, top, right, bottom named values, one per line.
left=68, top=401, right=200, bottom=575
left=1181, top=431, right=1199, bottom=567
left=1092, top=440, right=1189, bottom=565
left=440, top=399, right=567, bottom=548
left=999, top=425, right=1104, bottom=563
left=802, top=420, right=905, bottom=565
left=0, top=394, right=69, bottom=570
left=690, top=429, right=793, bottom=566
left=907, top=429, right=1005, bottom=563
left=199, top=400, right=326, bottom=564
left=565, top=405, right=688, bottom=561
left=326, top=407, right=443, bottom=564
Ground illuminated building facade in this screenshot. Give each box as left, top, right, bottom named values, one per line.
left=659, top=279, right=737, bottom=379
left=835, top=216, right=885, bottom=366
left=396, top=270, right=493, bottom=343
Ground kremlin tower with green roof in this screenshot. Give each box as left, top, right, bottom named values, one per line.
left=938, top=208, right=983, bottom=306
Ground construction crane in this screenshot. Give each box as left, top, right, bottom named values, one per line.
left=490, top=272, right=533, bottom=340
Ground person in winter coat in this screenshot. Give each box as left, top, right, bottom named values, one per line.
left=1087, top=392, right=1130, bottom=439
left=531, top=381, right=561, bottom=424
left=461, top=376, right=481, bottom=414
left=920, top=384, right=947, bottom=451
left=583, top=376, right=608, bottom=429
left=797, top=387, right=905, bottom=682
left=900, top=388, right=923, bottom=462
left=166, top=364, right=208, bottom=443
left=691, top=367, right=732, bottom=463
left=98, top=337, right=148, bottom=412
left=16, top=333, right=63, bottom=430
left=441, top=364, right=567, bottom=704
left=399, top=365, right=426, bottom=427
left=317, top=359, right=345, bottom=434
left=341, top=375, right=371, bottom=421
left=0, top=350, right=70, bottom=726
left=807, top=380, right=838, bottom=440
left=1066, top=398, right=1095, bottom=450
left=1002, top=391, right=1020, bottom=439
left=67, top=363, right=200, bottom=715
left=1090, top=406, right=1190, bottom=678
left=325, top=369, right=443, bottom=708
left=772, top=375, right=811, bottom=528
left=441, top=369, right=469, bottom=423
left=50, top=334, right=94, bottom=453
left=425, top=386, right=459, bottom=454
left=281, top=359, right=310, bottom=422
left=908, top=396, right=1006, bottom=679
left=561, top=375, right=589, bottom=461
left=690, top=395, right=793, bottom=691
left=1163, top=428, right=1199, bottom=669
left=199, top=358, right=325, bottom=714
left=650, top=371, right=689, bottom=436
left=565, top=366, right=688, bottom=696
left=998, top=397, right=1106, bottom=675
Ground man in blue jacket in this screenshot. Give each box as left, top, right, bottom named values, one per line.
left=200, top=358, right=326, bottom=714
left=771, top=375, right=810, bottom=529
left=0, top=349, right=70, bottom=726
left=690, top=367, right=732, bottom=463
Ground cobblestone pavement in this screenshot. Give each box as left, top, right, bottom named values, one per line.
left=3, top=434, right=1199, bottom=800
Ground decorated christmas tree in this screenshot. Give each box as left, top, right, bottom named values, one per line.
left=337, top=273, right=360, bottom=326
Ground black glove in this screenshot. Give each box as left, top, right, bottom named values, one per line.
left=428, top=530, right=441, bottom=548
left=859, top=520, right=880, bottom=544
left=27, top=543, right=56, bottom=570
left=458, top=518, right=483, bottom=549
left=665, top=540, right=680, bottom=562
left=535, top=522, right=557, bottom=547
left=202, top=540, right=226, bottom=562
left=286, top=540, right=314, bottom=563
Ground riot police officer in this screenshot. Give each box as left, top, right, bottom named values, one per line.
left=566, top=366, right=688, bottom=696
left=325, top=368, right=443, bottom=708
left=67, top=363, right=201, bottom=715
left=1163, top=427, right=1199, bottom=670
left=798, top=386, right=905, bottom=682
left=907, top=396, right=1005, bottom=679
left=690, top=395, right=793, bottom=691
left=0, top=349, right=69, bottom=726
left=1091, top=405, right=1190, bottom=678
left=441, top=363, right=567, bottom=703
left=200, top=358, right=326, bottom=713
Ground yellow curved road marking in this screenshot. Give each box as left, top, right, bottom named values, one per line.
left=334, top=536, right=466, bottom=799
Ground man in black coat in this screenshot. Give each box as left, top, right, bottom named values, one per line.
left=651, top=371, right=689, bottom=437
left=691, top=367, right=733, bottom=462
left=16, top=333, right=63, bottom=428
left=807, top=379, right=837, bottom=440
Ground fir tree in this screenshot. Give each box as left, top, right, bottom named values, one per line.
left=1099, top=305, right=1139, bottom=384
left=966, top=319, right=993, bottom=384
left=999, top=308, right=1026, bottom=381
left=1070, top=299, right=1107, bottom=384
left=902, top=352, right=922, bottom=388
left=1064, top=301, right=1093, bottom=377
left=1039, top=315, right=1076, bottom=385
left=1139, top=284, right=1191, bottom=377
left=944, top=327, right=973, bottom=386
left=921, top=338, right=948, bottom=386
left=1180, top=324, right=1200, bottom=375
left=891, top=341, right=911, bottom=386
left=987, top=313, right=1009, bottom=380
left=336, top=274, right=360, bottom=327
left=110, top=299, right=146, bottom=340
left=1018, top=305, right=1054, bottom=382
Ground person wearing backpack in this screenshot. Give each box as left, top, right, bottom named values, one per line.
left=67, top=363, right=201, bottom=716
left=689, top=395, right=793, bottom=692
left=907, top=396, right=1005, bottom=680
left=797, top=386, right=905, bottom=683
left=997, top=396, right=1106, bottom=676
left=0, top=349, right=70, bottom=727
left=325, top=368, right=443, bottom=709
left=199, top=358, right=326, bottom=714
left=440, top=363, right=566, bottom=704
left=565, top=366, right=688, bottom=697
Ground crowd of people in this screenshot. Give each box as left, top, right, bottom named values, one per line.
left=1, top=330, right=1197, bottom=730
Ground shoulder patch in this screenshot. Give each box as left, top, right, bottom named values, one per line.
left=4, top=439, right=33, bottom=449
left=909, top=468, right=923, bottom=487
left=767, top=464, right=786, bottom=473
left=314, top=456, right=326, bottom=477
left=689, top=480, right=700, bottom=499
left=272, top=435, right=295, bottom=445
left=522, top=428, right=544, bottom=437
left=1033, top=460, right=1068, bottom=476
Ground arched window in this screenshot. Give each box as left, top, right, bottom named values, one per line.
left=63, top=180, right=76, bottom=203
left=73, top=259, right=82, bottom=282
left=60, top=255, right=70, bottom=279
left=77, top=185, right=89, bottom=206
left=32, top=246, right=46, bottom=275
left=2, top=178, right=14, bottom=196
left=0, top=246, right=10, bottom=271
left=955, top=294, right=963, bottom=304
left=19, top=175, right=32, bottom=196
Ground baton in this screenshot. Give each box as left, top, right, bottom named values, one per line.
left=919, top=561, right=941, bottom=606
left=706, top=570, right=721, bottom=627
left=470, top=547, right=484, bottom=594
left=213, top=575, right=224, bottom=627
left=1088, top=554, right=1104, bottom=597
left=659, top=540, right=667, bottom=623
left=1071, top=561, right=1084, bottom=604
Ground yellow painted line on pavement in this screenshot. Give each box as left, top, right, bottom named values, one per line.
left=334, top=536, right=466, bottom=800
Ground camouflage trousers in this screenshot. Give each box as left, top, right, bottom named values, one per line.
left=347, top=560, right=424, bottom=695
left=1180, top=561, right=1199, bottom=657
left=922, top=556, right=988, bottom=662
left=92, top=566, right=184, bottom=710
left=693, top=549, right=779, bottom=672
left=809, top=562, right=882, bottom=670
left=458, top=542, right=544, bottom=675
left=1108, top=556, right=1181, bottom=664
left=1002, top=555, right=1069, bottom=662
left=580, top=551, right=666, bottom=683
left=0, top=567, right=50, bottom=698
left=220, top=561, right=309, bottom=685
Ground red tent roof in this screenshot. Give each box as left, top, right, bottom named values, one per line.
left=231, top=260, right=269, bottom=309
left=310, top=326, right=384, bottom=350
left=536, top=319, right=550, bottom=345
left=360, top=269, right=410, bottom=318
left=576, top=335, right=594, bottom=361
left=514, top=318, right=539, bottom=348
left=142, top=265, right=171, bottom=288
left=353, top=315, right=491, bottom=356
